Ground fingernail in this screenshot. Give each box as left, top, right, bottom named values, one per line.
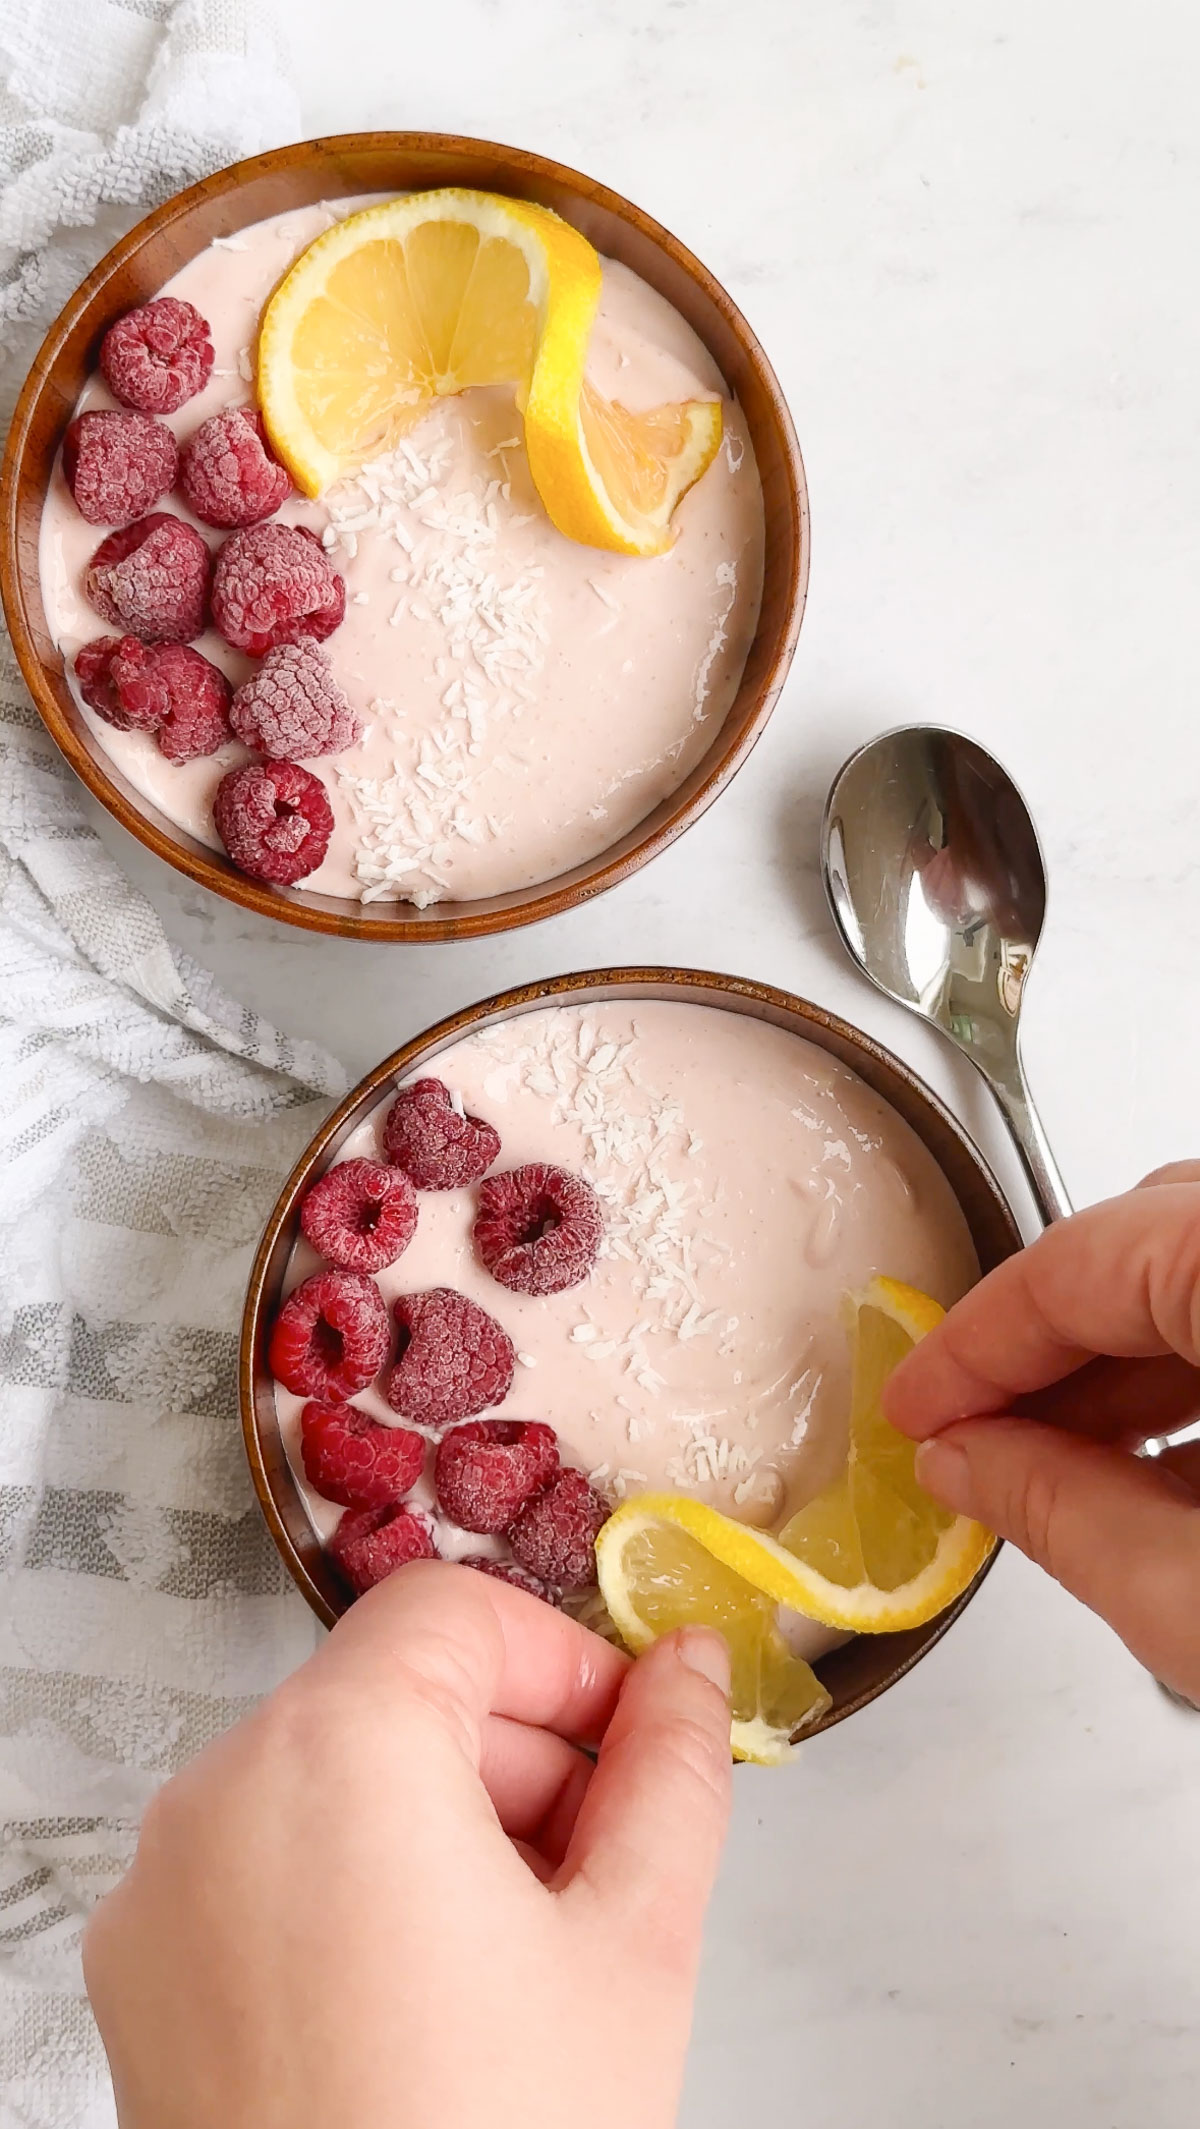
left=678, top=1628, right=731, bottom=1696
left=915, top=1437, right=972, bottom=1512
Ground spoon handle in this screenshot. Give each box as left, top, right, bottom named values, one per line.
left=986, top=1056, right=1073, bottom=1225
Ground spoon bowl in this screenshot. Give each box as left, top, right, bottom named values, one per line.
left=822, top=726, right=1071, bottom=1225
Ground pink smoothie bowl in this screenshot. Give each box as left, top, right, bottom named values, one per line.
left=1, top=132, right=809, bottom=942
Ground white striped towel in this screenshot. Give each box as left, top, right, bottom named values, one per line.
left=0, top=6, right=343, bottom=2122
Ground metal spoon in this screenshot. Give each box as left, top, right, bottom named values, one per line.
left=821, top=724, right=1071, bottom=1226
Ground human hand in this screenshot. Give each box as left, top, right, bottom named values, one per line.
left=884, top=1165, right=1200, bottom=1703
left=84, top=1562, right=733, bottom=2129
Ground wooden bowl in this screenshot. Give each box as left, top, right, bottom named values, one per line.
left=0, top=133, right=809, bottom=942
left=241, top=967, right=1019, bottom=1738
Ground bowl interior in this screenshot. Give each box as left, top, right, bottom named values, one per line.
left=2, top=132, right=808, bottom=941
left=241, top=969, right=1019, bottom=1737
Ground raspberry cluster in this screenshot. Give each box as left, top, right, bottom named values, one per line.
left=433, top=1423, right=608, bottom=1593
left=271, top=1079, right=611, bottom=1603
left=63, top=296, right=353, bottom=885
left=309, top=1398, right=608, bottom=1602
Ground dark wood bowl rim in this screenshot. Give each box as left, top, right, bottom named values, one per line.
left=240, top=966, right=1017, bottom=1740
left=0, top=130, right=809, bottom=943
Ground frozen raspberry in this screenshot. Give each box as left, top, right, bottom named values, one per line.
left=62, top=410, right=178, bottom=527
left=508, top=1469, right=608, bottom=1590
left=329, top=1503, right=437, bottom=1595
left=75, top=636, right=158, bottom=730
left=213, top=761, right=334, bottom=886
left=84, top=514, right=210, bottom=643
left=474, top=1164, right=603, bottom=1297
left=149, top=646, right=233, bottom=762
left=268, top=1268, right=390, bottom=1401
left=229, top=640, right=359, bottom=759
left=386, top=1288, right=515, bottom=1432
left=100, top=297, right=214, bottom=415
left=434, top=1420, right=560, bottom=1535
left=179, top=407, right=292, bottom=528
left=211, top=523, right=346, bottom=654
left=461, top=1555, right=556, bottom=1604
left=382, top=1078, right=501, bottom=1191
left=300, top=1400, right=425, bottom=1510
left=76, top=635, right=231, bottom=759
left=299, top=1158, right=418, bottom=1273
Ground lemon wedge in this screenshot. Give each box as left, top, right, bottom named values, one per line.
left=257, top=189, right=722, bottom=554
left=595, top=1499, right=832, bottom=1765
left=535, top=381, right=723, bottom=556
left=777, top=1275, right=995, bottom=1631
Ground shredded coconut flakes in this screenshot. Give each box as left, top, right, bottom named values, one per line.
left=325, top=414, right=550, bottom=904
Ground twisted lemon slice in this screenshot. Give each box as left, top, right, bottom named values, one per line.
left=595, top=1278, right=994, bottom=1763
left=257, top=190, right=722, bottom=555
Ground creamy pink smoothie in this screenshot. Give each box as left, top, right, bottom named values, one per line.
left=274, top=1000, right=979, bottom=1656
left=39, top=199, right=765, bottom=906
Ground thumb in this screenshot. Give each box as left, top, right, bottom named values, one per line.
left=917, top=1419, right=1200, bottom=1701
left=557, top=1628, right=733, bottom=1953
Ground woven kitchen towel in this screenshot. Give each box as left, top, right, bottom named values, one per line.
left=0, top=7, right=342, bottom=2123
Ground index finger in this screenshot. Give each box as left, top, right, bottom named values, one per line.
left=884, top=1183, right=1200, bottom=1438
left=310, top=1559, right=629, bottom=1761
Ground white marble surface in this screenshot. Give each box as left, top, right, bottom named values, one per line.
left=85, top=4, right=1200, bottom=2122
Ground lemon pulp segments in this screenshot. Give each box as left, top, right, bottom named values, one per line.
left=259, top=191, right=596, bottom=495
left=595, top=1503, right=832, bottom=1765
left=257, top=190, right=723, bottom=553
left=776, top=1277, right=995, bottom=1630
left=529, top=382, right=724, bottom=556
